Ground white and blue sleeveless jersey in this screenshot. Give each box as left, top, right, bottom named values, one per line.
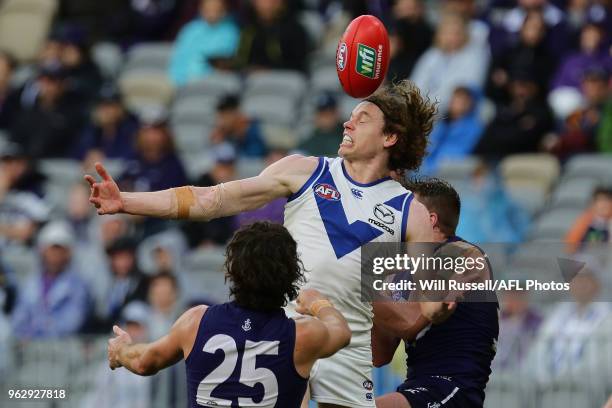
left=284, top=157, right=413, bottom=347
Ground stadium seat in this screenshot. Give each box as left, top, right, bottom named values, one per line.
left=436, top=156, right=483, bottom=183
left=0, top=0, right=58, bottom=63
left=123, top=42, right=173, bottom=72
left=176, top=72, right=242, bottom=100
left=549, top=178, right=598, bottom=210
left=2, top=246, right=37, bottom=285
left=299, top=10, right=325, bottom=47
left=237, top=158, right=265, bottom=179
left=171, top=96, right=217, bottom=125
left=91, top=42, right=123, bottom=79
left=261, top=124, right=299, bottom=150
left=172, top=123, right=212, bottom=155
left=528, top=207, right=583, bottom=241
left=311, top=66, right=343, bottom=93
left=500, top=154, right=560, bottom=214
left=241, top=95, right=297, bottom=126
left=339, top=94, right=361, bottom=120
left=245, top=71, right=308, bottom=100
left=562, top=154, right=612, bottom=184
left=118, top=70, right=174, bottom=111
left=179, top=150, right=214, bottom=180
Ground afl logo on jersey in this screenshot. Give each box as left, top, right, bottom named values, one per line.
left=314, top=183, right=341, bottom=201
left=374, top=203, right=395, bottom=224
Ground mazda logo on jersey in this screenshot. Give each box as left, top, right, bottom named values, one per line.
left=314, top=183, right=341, bottom=201
left=373, top=203, right=394, bottom=224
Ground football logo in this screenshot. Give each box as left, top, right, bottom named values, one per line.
left=314, top=183, right=341, bottom=201
left=337, top=42, right=347, bottom=71
left=356, top=43, right=377, bottom=78
left=373, top=204, right=394, bottom=224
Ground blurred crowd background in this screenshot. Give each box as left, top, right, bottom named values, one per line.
left=0, top=0, right=610, bottom=407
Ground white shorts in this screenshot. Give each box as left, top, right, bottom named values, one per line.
left=309, top=345, right=376, bottom=407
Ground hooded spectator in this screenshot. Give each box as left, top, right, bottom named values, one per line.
left=11, top=221, right=92, bottom=338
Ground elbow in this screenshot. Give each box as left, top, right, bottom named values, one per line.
left=134, top=359, right=158, bottom=376
left=339, top=324, right=352, bottom=349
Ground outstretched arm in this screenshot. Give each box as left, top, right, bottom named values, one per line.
left=85, top=155, right=319, bottom=220
left=108, top=306, right=205, bottom=376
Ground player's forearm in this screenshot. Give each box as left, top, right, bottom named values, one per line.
left=317, top=307, right=352, bottom=355
left=120, top=190, right=176, bottom=218
left=117, top=343, right=159, bottom=376
left=371, top=324, right=400, bottom=367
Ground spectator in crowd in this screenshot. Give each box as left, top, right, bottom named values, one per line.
left=552, top=22, right=611, bottom=91
left=0, top=257, right=16, bottom=316
left=387, top=0, right=433, bottom=81
left=565, top=185, right=612, bottom=254
left=12, top=221, right=92, bottom=339
left=234, top=0, right=310, bottom=72
left=411, top=12, right=490, bottom=112
left=74, top=86, right=139, bottom=165
left=527, top=270, right=612, bottom=386
left=236, top=149, right=287, bottom=227
left=487, top=9, right=557, bottom=104
left=52, top=24, right=104, bottom=104
left=493, top=288, right=543, bottom=370
left=298, top=92, right=343, bottom=157
left=476, top=70, right=554, bottom=158
left=456, top=163, right=530, bottom=243
left=169, top=0, right=240, bottom=86
left=421, top=86, right=484, bottom=174
left=8, top=64, right=85, bottom=158
left=82, top=301, right=152, bottom=408
left=119, top=110, right=187, bottom=237
left=210, top=94, right=268, bottom=157
left=565, top=0, right=611, bottom=45
left=182, top=143, right=237, bottom=247
left=0, top=51, right=17, bottom=129
left=0, top=144, right=49, bottom=248
left=120, top=110, right=188, bottom=193
left=67, top=182, right=95, bottom=243
left=492, top=0, right=569, bottom=58
left=146, top=271, right=186, bottom=408
left=548, top=68, right=611, bottom=158
left=93, top=236, right=149, bottom=332
left=442, top=0, right=490, bottom=47
left=147, top=271, right=182, bottom=341
left=110, top=0, right=181, bottom=45
left=0, top=257, right=14, bottom=378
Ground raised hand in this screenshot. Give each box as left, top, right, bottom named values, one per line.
left=84, top=162, right=124, bottom=215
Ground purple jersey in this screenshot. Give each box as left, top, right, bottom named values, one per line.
left=185, top=302, right=307, bottom=408
left=404, top=237, right=499, bottom=406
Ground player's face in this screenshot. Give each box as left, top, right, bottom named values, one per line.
left=339, top=102, right=387, bottom=160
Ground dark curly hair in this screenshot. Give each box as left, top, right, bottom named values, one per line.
left=403, top=176, right=461, bottom=236
left=224, top=222, right=305, bottom=312
left=365, top=80, right=437, bottom=176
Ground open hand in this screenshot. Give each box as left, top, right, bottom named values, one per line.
left=84, top=162, right=124, bottom=215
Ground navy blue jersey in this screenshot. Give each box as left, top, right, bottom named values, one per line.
left=185, top=302, right=307, bottom=408
left=405, top=237, right=499, bottom=405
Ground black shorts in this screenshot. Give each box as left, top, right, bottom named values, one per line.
left=396, top=376, right=483, bottom=408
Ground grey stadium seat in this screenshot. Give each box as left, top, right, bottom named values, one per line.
left=549, top=178, right=598, bottom=210
left=528, top=207, right=583, bottom=241
left=171, top=96, right=217, bottom=124
left=311, top=66, right=342, bottom=93
left=91, top=42, right=124, bottom=79
left=124, top=42, right=173, bottom=71
left=245, top=71, right=308, bottom=100
left=241, top=95, right=297, bottom=126
left=176, top=72, right=242, bottom=100
left=562, top=154, right=612, bottom=184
